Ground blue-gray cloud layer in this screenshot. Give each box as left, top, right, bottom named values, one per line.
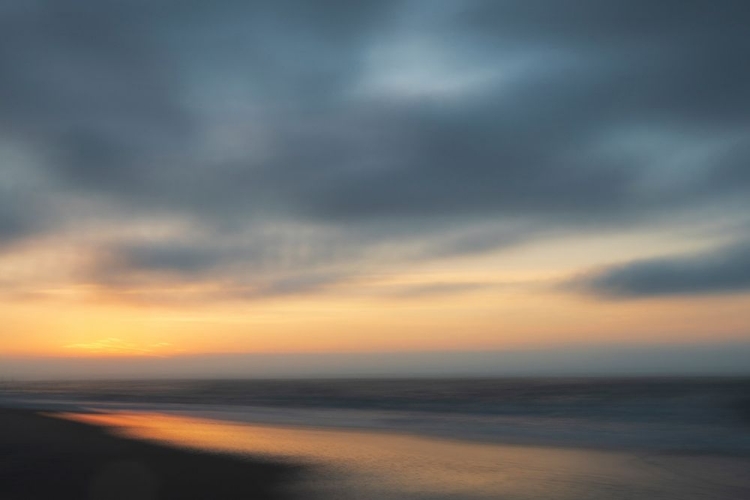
left=570, top=240, right=750, bottom=298
left=1, top=0, right=749, bottom=298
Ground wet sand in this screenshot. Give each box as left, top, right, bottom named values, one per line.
left=0, top=409, right=301, bottom=500
left=62, top=411, right=750, bottom=500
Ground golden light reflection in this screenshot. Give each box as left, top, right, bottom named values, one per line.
left=56, top=411, right=703, bottom=500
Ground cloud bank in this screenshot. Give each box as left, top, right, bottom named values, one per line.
left=570, top=240, right=750, bottom=298
left=1, top=0, right=749, bottom=300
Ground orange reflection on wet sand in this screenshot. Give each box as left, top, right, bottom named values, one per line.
left=56, top=411, right=745, bottom=500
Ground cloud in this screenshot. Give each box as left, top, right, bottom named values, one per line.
left=80, top=232, right=358, bottom=303
left=464, top=0, right=750, bottom=122
left=0, top=205, right=33, bottom=246
left=569, top=240, right=750, bottom=298
left=1, top=0, right=749, bottom=300
left=0, top=188, right=48, bottom=248
left=99, top=243, right=225, bottom=279
left=0, top=0, right=188, bottom=168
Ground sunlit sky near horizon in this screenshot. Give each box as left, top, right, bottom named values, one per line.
left=1, top=0, right=749, bottom=376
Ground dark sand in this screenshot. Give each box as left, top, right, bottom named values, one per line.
left=0, top=409, right=302, bottom=500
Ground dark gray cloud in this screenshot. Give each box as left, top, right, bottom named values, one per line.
left=81, top=232, right=361, bottom=302
left=0, top=186, right=47, bottom=248
left=100, top=243, right=224, bottom=278
left=465, top=1, right=750, bottom=122
left=0, top=202, right=32, bottom=246
left=1, top=0, right=749, bottom=295
left=570, top=240, right=750, bottom=298
left=0, top=0, right=188, bottom=162
left=0, top=215, right=31, bottom=246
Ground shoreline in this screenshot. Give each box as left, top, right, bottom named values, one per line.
left=49, top=409, right=750, bottom=500
left=4, top=406, right=750, bottom=499
left=5, top=394, right=749, bottom=457
left=0, top=408, right=303, bottom=500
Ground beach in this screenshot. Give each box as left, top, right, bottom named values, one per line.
left=3, top=378, right=750, bottom=499
left=60, top=409, right=750, bottom=500
left=0, top=408, right=300, bottom=500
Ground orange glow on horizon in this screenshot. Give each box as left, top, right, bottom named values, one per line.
left=3, top=282, right=750, bottom=359
left=2, top=228, right=749, bottom=360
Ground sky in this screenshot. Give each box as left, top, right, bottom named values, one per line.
left=1, top=0, right=749, bottom=378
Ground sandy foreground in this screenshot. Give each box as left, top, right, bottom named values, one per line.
left=0, top=409, right=302, bottom=500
